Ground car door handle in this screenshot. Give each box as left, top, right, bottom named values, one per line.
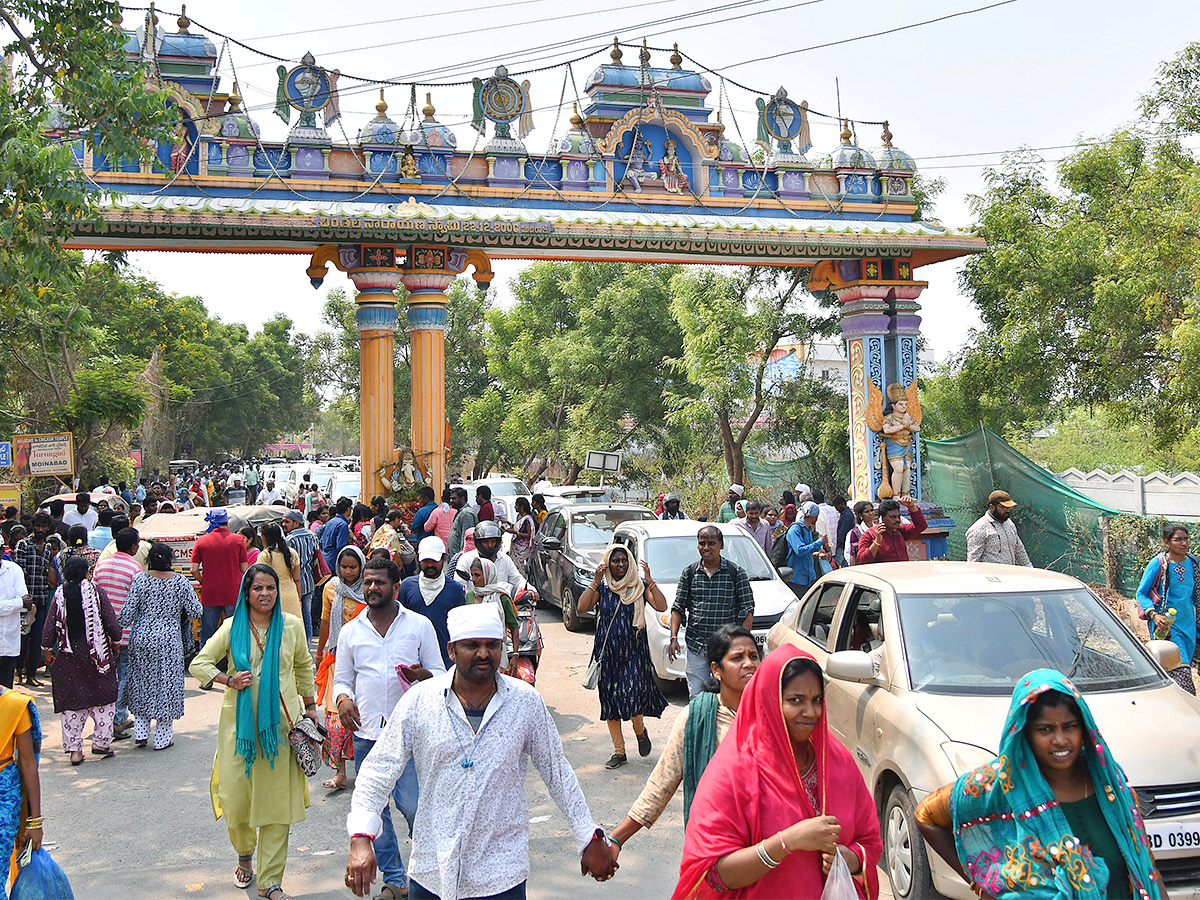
left=855, top=747, right=869, bottom=766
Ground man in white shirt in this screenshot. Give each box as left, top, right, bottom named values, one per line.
left=256, top=479, right=284, bottom=506
left=965, top=489, right=1033, bottom=567
left=0, top=556, right=31, bottom=688
left=334, top=557, right=445, bottom=899
left=62, top=493, right=98, bottom=531
left=345, top=604, right=616, bottom=900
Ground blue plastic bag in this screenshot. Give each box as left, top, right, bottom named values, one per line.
left=10, top=847, right=73, bottom=900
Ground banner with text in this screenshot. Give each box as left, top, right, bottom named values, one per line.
left=13, top=433, right=74, bottom=478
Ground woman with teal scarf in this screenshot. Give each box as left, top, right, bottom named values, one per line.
left=191, top=563, right=316, bottom=900
left=916, top=669, right=1163, bottom=899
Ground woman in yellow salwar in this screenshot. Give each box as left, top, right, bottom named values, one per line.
left=191, top=563, right=317, bottom=900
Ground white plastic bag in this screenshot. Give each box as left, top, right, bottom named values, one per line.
left=820, top=849, right=857, bottom=900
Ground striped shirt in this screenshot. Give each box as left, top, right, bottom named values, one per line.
left=286, top=526, right=319, bottom=596
left=92, top=552, right=142, bottom=646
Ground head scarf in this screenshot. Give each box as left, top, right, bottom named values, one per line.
left=463, top=526, right=476, bottom=553
left=675, top=645, right=881, bottom=899
left=329, top=545, right=366, bottom=648
left=205, top=509, right=229, bottom=532
left=949, top=670, right=1160, bottom=900
left=469, top=557, right=509, bottom=599
left=229, top=567, right=285, bottom=778
left=601, top=544, right=646, bottom=630
left=782, top=504, right=797, bottom=526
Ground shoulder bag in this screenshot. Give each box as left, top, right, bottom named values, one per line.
left=582, top=588, right=618, bottom=691
left=250, top=625, right=327, bottom=776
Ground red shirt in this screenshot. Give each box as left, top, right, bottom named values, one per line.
left=856, top=505, right=928, bottom=564
left=477, top=501, right=495, bottom=522
left=191, top=527, right=248, bottom=607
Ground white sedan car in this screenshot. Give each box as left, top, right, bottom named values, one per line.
left=608, top=520, right=796, bottom=687
left=767, top=561, right=1200, bottom=900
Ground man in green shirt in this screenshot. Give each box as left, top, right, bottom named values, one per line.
left=716, top=483, right=744, bottom=523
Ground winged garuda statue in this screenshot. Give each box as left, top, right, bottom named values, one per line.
left=865, top=379, right=922, bottom=499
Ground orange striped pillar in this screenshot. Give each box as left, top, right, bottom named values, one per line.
left=399, top=270, right=453, bottom=492
left=348, top=268, right=403, bottom=500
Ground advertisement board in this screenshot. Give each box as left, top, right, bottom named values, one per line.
left=12, top=433, right=74, bottom=478
left=129, top=449, right=143, bottom=468
left=0, top=485, right=19, bottom=511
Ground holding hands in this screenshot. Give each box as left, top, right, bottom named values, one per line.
left=581, top=833, right=619, bottom=882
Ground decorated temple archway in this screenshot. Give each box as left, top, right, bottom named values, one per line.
left=63, top=11, right=984, bottom=499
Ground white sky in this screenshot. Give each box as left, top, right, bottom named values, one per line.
left=117, top=0, right=1200, bottom=361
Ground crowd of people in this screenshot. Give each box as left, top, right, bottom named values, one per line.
left=0, top=464, right=1176, bottom=900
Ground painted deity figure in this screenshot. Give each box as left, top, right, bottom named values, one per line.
left=866, top=380, right=922, bottom=499
left=658, top=138, right=688, bottom=193
left=400, top=146, right=419, bottom=179
left=169, top=121, right=190, bottom=174
left=622, top=137, right=652, bottom=192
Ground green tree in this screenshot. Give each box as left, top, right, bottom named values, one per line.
left=665, top=266, right=838, bottom=484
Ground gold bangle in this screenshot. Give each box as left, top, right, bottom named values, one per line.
left=25, top=817, right=43, bottom=828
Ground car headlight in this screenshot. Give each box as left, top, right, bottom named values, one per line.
left=575, top=565, right=596, bottom=584
left=941, top=741, right=996, bottom=778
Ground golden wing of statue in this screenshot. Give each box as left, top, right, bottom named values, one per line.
left=866, top=378, right=885, bottom=433
left=905, top=380, right=922, bottom=427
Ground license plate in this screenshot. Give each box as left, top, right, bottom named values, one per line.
left=754, top=634, right=766, bottom=653
left=1145, top=820, right=1200, bottom=851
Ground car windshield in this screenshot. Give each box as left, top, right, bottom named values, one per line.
left=644, top=534, right=776, bottom=583
left=486, top=482, right=530, bottom=498
left=331, top=477, right=359, bottom=499
left=898, top=589, right=1162, bottom=694
left=570, top=509, right=655, bottom=547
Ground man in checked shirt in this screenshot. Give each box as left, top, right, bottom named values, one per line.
left=669, top=525, right=755, bottom=699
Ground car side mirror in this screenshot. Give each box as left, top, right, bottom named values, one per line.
left=1148, top=639, right=1182, bottom=672
left=543, top=537, right=562, bottom=551
left=777, top=566, right=793, bottom=581
left=826, top=650, right=877, bottom=683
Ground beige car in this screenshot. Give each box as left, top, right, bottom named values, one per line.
left=766, top=561, right=1200, bottom=900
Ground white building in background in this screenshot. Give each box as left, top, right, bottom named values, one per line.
left=764, top=340, right=938, bottom=394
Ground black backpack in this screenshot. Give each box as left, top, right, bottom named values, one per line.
left=770, top=526, right=791, bottom=570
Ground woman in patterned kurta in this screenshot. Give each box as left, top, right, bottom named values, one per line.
left=190, top=564, right=316, bottom=900
left=118, top=543, right=202, bottom=749
left=578, top=544, right=668, bottom=769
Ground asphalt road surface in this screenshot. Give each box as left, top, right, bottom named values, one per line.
left=31, top=607, right=694, bottom=899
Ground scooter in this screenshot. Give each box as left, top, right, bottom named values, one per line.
left=509, top=587, right=543, bottom=685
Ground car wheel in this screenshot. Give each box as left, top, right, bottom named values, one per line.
left=884, top=784, right=936, bottom=900
left=563, top=585, right=585, bottom=632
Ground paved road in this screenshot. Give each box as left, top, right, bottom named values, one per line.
left=31, top=607, right=693, bottom=899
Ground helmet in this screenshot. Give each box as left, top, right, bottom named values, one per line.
left=475, top=521, right=502, bottom=541
left=665, top=492, right=681, bottom=504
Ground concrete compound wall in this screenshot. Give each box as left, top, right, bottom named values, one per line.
left=1058, top=468, right=1200, bottom=522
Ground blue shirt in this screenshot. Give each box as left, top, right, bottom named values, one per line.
left=87, top=526, right=112, bottom=552
left=320, top=514, right=351, bottom=572
left=135, top=485, right=146, bottom=503
left=785, top=522, right=824, bottom=587
left=410, top=502, right=438, bottom=539
left=1137, top=554, right=1197, bottom=662
left=398, top=576, right=467, bottom=668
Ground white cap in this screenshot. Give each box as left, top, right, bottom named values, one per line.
left=795, top=482, right=811, bottom=495
left=418, top=536, right=446, bottom=562
left=729, top=483, right=745, bottom=496
left=448, top=604, right=505, bottom=643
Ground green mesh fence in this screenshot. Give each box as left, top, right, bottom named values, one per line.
left=922, top=428, right=1120, bottom=583
left=744, top=455, right=805, bottom=494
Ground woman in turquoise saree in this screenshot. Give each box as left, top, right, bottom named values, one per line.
left=0, top=685, right=41, bottom=897
left=916, top=669, right=1161, bottom=899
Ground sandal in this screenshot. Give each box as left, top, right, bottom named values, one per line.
left=374, top=885, right=408, bottom=900
left=91, top=747, right=115, bottom=758
left=69, top=751, right=83, bottom=766
left=234, top=857, right=254, bottom=889
left=259, top=888, right=292, bottom=900
left=322, top=775, right=349, bottom=790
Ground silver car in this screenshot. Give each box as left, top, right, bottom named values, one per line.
left=609, top=520, right=796, bottom=688
left=767, top=561, right=1200, bottom=900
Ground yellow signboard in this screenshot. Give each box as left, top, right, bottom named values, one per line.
left=0, top=484, right=19, bottom=511
left=13, top=433, right=74, bottom=478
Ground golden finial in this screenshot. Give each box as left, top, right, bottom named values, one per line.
left=177, top=3, right=190, bottom=32
left=840, top=118, right=853, bottom=144
left=881, top=120, right=893, bottom=147
left=422, top=92, right=436, bottom=121
left=639, top=38, right=650, bottom=67
left=228, top=80, right=242, bottom=111
left=610, top=38, right=623, bottom=65
left=570, top=102, right=583, bottom=130
left=376, top=88, right=388, bottom=117
left=670, top=43, right=683, bottom=68
left=148, top=1, right=157, bottom=26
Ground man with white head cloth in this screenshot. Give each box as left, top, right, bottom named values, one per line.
left=716, top=483, right=744, bottom=523
left=346, top=604, right=618, bottom=899
left=399, top=536, right=467, bottom=669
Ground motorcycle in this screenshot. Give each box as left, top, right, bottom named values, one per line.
left=509, top=587, right=543, bottom=685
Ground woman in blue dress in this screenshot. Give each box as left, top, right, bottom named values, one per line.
left=1136, top=523, right=1199, bottom=694
left=579, top=544, right=668, bottom=769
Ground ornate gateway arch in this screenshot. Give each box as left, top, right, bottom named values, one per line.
left=62, top=14, right=983, bottom=498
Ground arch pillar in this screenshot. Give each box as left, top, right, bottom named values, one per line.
left=810, top=258, right=927, bottom=502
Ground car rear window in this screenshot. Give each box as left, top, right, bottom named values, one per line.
left=897, top=589, right=1162, bottom=694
